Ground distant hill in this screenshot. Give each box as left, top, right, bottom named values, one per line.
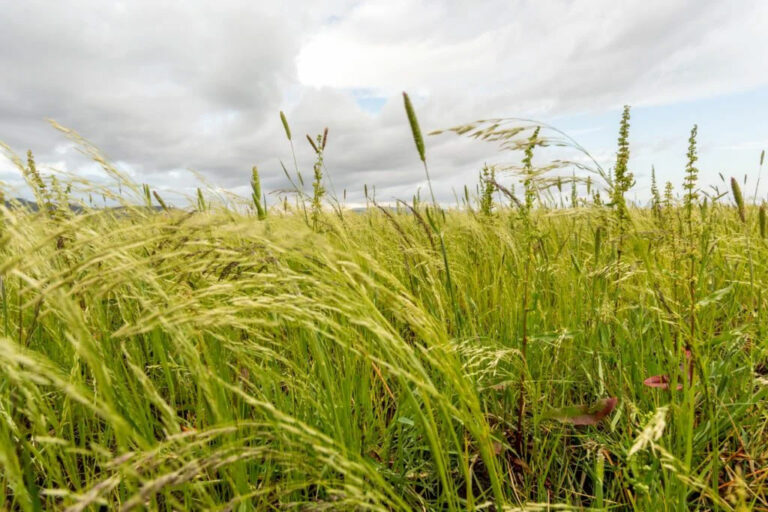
left=3, top=198, right=85, bottom=213
left=2, top=198, right=171, bottom=213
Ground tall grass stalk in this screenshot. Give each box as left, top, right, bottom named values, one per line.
left=403, top=92, right=437, bottom=208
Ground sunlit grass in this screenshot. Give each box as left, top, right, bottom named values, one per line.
left=0, top=110, right=766, bottom=510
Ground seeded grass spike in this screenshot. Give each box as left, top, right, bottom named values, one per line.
left=731, top=177, right=746, bottom=223
left=280, top=110, right=292, bottom=141
left=196, top=187, right=206, bottom=212
left=152, top=190, right=168, bottom=211
left=251, top=166, right=267, bottom=220
left=403, top=91, right=437, bottom=207
left=403, top=92, right=425, bottom=162
left=306, top=134, right=319, bottom=154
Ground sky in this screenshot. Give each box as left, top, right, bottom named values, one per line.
left=1, top=0, right=767, bottom=207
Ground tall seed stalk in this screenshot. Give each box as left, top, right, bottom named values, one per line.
left=400, top=96, right=511, bottom=508
left=279, top=111, right=308, bottom=222
left=307, top=133, right=326, bottom=230
left=680, top=125, right=702, bottom=481
left=610, top=106, right=633, bottom=348
left=683, top=126, right=699, bottom=357
left=516, top=126, right=539, bottom=456
left=281, top=110, right=300, bottom=182
left=403, top=92, right=437, bottom=208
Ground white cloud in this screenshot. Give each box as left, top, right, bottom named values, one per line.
left=0, top=0, right=766, bottom=204
left=298, top=0, right=768, bottom=110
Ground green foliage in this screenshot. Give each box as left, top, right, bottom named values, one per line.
left=0, top=114, right=766, bottom=512
left=0, top=191, right=764, bottom=510
left=683, top=125, right=699, bottom=223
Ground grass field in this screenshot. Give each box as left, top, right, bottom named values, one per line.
left=0, top=103, right=767, bottom=511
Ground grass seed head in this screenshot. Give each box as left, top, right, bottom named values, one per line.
left=152, top=190, right=168, bottom=211
left=306, top=134, right=319, bottom=154
left=251, top=166, right=267, bottom=220
left=731, top=177, right=746, bottom=223
left=279, top=111, right=292, bottom=141
left=403, top=92, right=425, bottom=163
left=196, top=187, right=206, bottom=212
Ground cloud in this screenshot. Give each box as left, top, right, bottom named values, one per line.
left=0, top=0, right=766, bottom=204
left=0, top=1, right=315, bottom=187
left=298, top=0, right=768, bottom=110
